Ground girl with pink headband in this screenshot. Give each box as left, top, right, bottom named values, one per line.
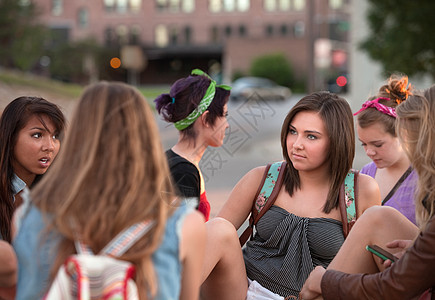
left=354, top=75, right=417, bottom=224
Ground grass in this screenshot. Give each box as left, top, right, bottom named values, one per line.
left=137, top=86, right=169, bottom=102
left=0, top=68, right=169, bottom=106
left=0, top=69, right=83, bottom=98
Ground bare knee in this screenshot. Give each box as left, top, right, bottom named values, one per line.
left=356, top=205, right=418, bottom=241
left=206, top=217, right=239, bottom=245
left=361, top=205, right=406, bottom=225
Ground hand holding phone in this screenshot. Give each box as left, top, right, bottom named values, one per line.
left=366, top=244, right=399, bottom=263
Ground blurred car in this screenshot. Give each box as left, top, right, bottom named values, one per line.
left=230, top=77, right=292, bottom=101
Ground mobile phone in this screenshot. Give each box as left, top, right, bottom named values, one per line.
left=366, top=244, right=398, bottom=262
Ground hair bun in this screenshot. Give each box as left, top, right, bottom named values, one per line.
left=385, top=75, right=413, bottom=104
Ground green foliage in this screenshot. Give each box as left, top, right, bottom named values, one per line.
left=249, top=53, right=294, bottom=87
left=48, top=39, right=114, bottom=84
left=231, top=69, right=246, bottom=81
left=0, top=0, right=49, bottom=70
left=360, top=0, right=435, bottom=79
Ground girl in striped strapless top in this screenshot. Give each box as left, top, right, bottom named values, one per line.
left=200, top=91, right=382, bottom=300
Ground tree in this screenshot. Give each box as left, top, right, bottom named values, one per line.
left=360, top=0, right=435, bottom=79
left=0, top=0, right=48, bottom=70
left=250, top=53, right=294, bottom=87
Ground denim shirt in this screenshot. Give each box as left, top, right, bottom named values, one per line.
left=13, top=194, right=192, bottom=300
left=11, top=174, right=26, bottom=202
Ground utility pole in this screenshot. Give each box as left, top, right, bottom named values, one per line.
left=306, top=0, right=315, bottom=93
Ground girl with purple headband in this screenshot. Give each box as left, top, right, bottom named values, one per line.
left=354, top=75, right=417, bottom=224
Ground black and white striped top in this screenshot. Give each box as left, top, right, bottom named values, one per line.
left=243, top=205, right=345, bottom=298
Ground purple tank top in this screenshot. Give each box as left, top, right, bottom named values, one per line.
left=361, top=162, right=417, bottom=225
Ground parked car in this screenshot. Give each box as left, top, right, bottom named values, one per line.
left=230, top=77, right=292, bottom=101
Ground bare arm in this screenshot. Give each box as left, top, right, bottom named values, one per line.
left=179, top=211, right=206, bottom=300
left=217, top=166, right=266, bottom=230
left=356, top=173, right=381, bottom=217
left=0, top=241, right=17, bottom=287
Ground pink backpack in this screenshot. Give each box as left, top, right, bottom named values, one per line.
left=45, top=220, right=154, bottom=300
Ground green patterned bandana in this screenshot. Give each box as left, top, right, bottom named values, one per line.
left=174, top=69, right=231, bottom=131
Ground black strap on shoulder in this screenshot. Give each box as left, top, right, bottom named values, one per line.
left=382, top=166, right=413, bottom=205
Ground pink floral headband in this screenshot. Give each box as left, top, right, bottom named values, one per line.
left=353, top=97, right=397, bottom=118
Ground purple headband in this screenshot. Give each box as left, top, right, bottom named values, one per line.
left=353, top=97, right=397, bottom=118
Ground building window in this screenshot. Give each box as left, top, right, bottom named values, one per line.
left=279, top=0, right=290, bottom=11
left=156, top=0, right=195, bottom=12
left=130, top=0, right=141, bottom=12
left=239, top=24, right=247, bottom=37
left=77, top=8, right=89, bottom=28
left=280, top=24, right=288, bottom=36
left=184, top=26, right=192, bottom=44
left=169, top=27, right=179, bottom=45
left=130, top=25, right=141, bottom=44
left=223, top=0, right=235, bottom=12
left=52, top=0, right=63, bottom=16
left=105, top=27, right=115, bottom=46
left=238, top=0, right=250, bottom=11
left=264, top=0, right=291, bottom=11
left=155, top=25, right=169, bottom=47
left=104, top=0, right=115, bottom=11
left=169, top=0, right=180, bottom=12
left=209, top=0, right=251, bottom=12
left=116, top=25, right=129, bottom=44
left=209, top=0, right=221, bottom=12
left=104, top=0, right=142, bottom=13
left=264, top=0, right=276, bottom=12
left=182, top=0, right=195, bottom=12
left=265, top=24, right=274, bottom=36
left=117, top=0, right=128, bottom=13
left=210, top=26, right=219, bottom=43
left=294, top=21, right=305, bottom=37
left=329, top=0, right=343, bottom=9
left=224, top=25, right=232, bottom=37
left=293, top=0, right=305, bottom=11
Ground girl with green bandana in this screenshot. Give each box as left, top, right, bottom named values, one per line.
left=155, top=69, right=231, bottom=221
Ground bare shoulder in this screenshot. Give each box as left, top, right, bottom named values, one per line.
left=241, top=165, right=268, bottom=185
left=182, top=210, right=206, bottom=234
left=216, top=165, right=269, bottom=228
left=357, top=173, right=381, bottom=212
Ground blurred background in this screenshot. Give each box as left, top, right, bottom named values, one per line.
left=1, top=0, right=433, bottom=98
left=1, top=0, right=434, bottom=216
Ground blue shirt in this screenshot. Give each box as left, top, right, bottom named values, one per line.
left=13, top=194, right=192, bottom=300
left=11, top=174, right=26, bottom=202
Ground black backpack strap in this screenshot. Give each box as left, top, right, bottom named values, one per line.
left=239, top=161, right=287, bottom=246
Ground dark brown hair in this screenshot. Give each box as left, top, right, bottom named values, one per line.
left=280, top=91, right=355, bottom=213
left=154, top=72, right=230, bottom=140
left=0, top=96, right=65, bottom=242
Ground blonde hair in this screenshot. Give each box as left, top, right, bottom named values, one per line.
left=32, top=81, right=176, bottom=299
left=396, top=86, right=435, bottom=231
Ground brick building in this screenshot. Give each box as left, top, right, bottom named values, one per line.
left=31, top=0, right=350, bottom=86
